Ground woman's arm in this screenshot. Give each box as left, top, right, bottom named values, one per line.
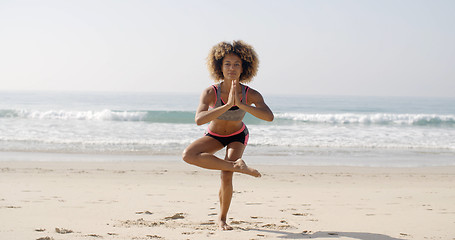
left=237, top=88, right=274, bottom=122
left=194, top=86, right=234, bottom=125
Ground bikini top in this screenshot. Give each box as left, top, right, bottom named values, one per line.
left=210, top=83, right=249, bottom=121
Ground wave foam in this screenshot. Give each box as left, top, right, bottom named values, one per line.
left=2, top=109, right=455, bottom=126
left=0, top=109, right=147, bottom=121
left=275, top=113, right=455, bottom=126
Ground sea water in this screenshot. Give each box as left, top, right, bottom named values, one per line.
left=1, top=91, right=454, bottom=167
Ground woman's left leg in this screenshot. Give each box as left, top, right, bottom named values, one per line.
left=219, top=141, right=246, bottom=230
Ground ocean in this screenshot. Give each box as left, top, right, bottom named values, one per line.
left=1, top=91, right=454, bottom=167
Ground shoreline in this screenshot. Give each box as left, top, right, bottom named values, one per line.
left=1, top=159, right=455, bottom=239
left=1, top=150, right=455, bottom=168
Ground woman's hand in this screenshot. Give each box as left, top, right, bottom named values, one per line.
left=226, top=80, right=237, bottom=107
left=233, top=80, right=242, bottom=106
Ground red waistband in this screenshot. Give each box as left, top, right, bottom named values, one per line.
left=207, top=123, right=246, bottom=137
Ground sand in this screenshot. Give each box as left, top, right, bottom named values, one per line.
left=1, top=159, right=454, bottom=240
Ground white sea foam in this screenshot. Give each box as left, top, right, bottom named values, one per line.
left=275, top=112, right=455, bottom=126
left=9, top=109, right=147, bottom=121
left=3, top=109, right=455, bottom=126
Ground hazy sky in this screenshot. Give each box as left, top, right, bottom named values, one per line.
left=1, top=0, right=454, bottom=97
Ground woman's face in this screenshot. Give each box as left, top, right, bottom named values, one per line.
left=221, top=53, right=243, bottom=81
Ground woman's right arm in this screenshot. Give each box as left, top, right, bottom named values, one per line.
left=194, top=87, right=232, bottom=125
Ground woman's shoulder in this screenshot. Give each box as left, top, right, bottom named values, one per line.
left=202, top=84, right=218, bottom=95
left=245, top=86, right=269, bottom=106
left=200, top=85, right=217, bottom=103
left=244, top=85, right=261, bottom=97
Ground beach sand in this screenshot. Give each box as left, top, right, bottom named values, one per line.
left=1, top=158, right=454, bottom=240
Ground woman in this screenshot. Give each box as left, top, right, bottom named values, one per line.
left=182, top=40, right=274, bottom=230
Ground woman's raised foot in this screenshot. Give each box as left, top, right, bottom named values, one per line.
left=233, top=159, right=261, bottom=178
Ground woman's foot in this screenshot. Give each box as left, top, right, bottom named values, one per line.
left=233, top=159, right=261, bottom=177
left=219, top=219, right=233, bottom=230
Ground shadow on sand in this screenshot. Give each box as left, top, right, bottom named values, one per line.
left=250, top=229, right=405, bottom=240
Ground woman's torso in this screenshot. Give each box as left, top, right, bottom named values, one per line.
left=208, top=83, right=250, bottom=135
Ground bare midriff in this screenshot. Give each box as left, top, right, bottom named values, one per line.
left=208, top=119, right=244, bottom=135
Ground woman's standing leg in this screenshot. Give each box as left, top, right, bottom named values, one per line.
left=218, top=142, right=246, bottom=230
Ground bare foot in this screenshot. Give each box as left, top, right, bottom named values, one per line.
left=234, top=159, right=261, bottom=177
left=219, top=219, right=233, bottom=231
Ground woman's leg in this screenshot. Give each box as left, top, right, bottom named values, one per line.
left=182, top=136, right=225, bottom=169
left=219, top=170, right=234, bottom=230
left=182, top=136, right=261, bottom=177
left=219, top=141, right=257, bottom=230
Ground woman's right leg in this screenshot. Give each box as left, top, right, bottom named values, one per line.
left=182, top=136, right=233, bottom=171
left=182, top=136, right=261, bottom=177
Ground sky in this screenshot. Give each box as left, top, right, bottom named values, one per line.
left=1, top=0, right=454, bottom=97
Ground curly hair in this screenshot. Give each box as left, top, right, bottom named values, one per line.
left=207, top=40, right=259, bottom=83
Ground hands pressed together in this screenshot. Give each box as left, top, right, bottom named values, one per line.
left=226, top=80, right=242, bottom=108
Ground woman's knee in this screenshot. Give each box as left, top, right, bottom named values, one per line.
left=225, top=142, right=245, bottom=162
left=182, top=148, right=197, bottom=165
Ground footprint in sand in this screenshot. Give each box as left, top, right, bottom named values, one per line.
left=292, top=212, right=310, bottom=216
left=85, top=234, right=102, bottom=238
left=136, top=211, right=153, bottom=215
left=36, top=237, right=54, bottom=240
left=2, top=205, right=21, bottom=209
left=164, top=213, right=185, bottom=220
left=55, top=228, right=73, bottom=234
left=230, top=220, right=245, bottom=225
left=200, top=221, right=215, bottom=226
left=146, top=234, right=163, bottom=239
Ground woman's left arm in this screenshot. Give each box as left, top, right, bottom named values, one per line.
left=238, top=88, right=274, bottom=122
